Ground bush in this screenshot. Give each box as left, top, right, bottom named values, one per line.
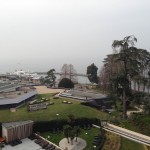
left=33, top=117, right=101, bottom=133
left=33, top=119, right=67, bottom=133
left=53, top=96, right=59, bottom=99
left=81, top=102, right=100, bottom=109
left=58, top=78, right=74, bottom=88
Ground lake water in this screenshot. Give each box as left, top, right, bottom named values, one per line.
left=55, top=75, right=91, bottom=84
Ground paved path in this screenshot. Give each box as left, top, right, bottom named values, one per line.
left=127, top=106, right=143, bottom=116
left=93, top=123, right=150, bottom=146
left=3, top=138, right=44, bottom=150
left=59, top=138, right=87, bottom=150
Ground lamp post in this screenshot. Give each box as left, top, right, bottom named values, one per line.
left=108, top=111, right=111, bottom=123
left=93, top=145, right=96, bottom=149
left=56, top=113, right=59, bottom=119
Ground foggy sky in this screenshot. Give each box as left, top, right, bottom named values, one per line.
left=0, top=0, right=150, bottom=74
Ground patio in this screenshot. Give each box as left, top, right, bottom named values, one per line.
left=3, top=138, right=45, bottom=150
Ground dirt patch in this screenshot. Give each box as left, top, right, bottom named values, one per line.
left=34, top=86, right=64, bottom=94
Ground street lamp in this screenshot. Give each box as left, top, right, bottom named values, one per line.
left=108, top=111, right=111, bottom=122
left=93, top=145, right=96, bottom=149
left=56, top=113, right=59, bottom=119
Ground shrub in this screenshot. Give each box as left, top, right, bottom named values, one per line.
left=53, top=96, right=59, bottom=99
left=33, top=117, right=101, bottom=133
left=58, top=78, right=74, bottom=88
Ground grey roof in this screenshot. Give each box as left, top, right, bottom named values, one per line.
left=2, top=120, right=33, bottom=129
left=0, top=90, right=37, bottom=105
left=0, top=84, right=22, bottom=93
left=66, top=89, right=107, bottom=98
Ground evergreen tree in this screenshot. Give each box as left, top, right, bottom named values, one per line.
left=87, top=63, right=98, bottom=84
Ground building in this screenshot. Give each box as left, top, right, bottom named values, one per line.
left=0, top=90, right=37, bottom=108
left=27, top=102, right=47, bottom=111
left=0, top=82, right=37, bottom=108
left=2, top=120, right=33, bottom=143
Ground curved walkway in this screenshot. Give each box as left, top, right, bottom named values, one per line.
left=59, top=138, right=87, bottom=150
left=127, top=106, right=143, bottom=116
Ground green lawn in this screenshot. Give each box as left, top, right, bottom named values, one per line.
left=0, top=94, right=147, bottom=149
left=120, top=121, right=146, bottom=150
left=41, top=128, right=100, bottom=150
left=138, top=115, right=150, bottom=126
left=0, top=94, right=108, bottom=122
left=121, top=138, right=145, bottom=150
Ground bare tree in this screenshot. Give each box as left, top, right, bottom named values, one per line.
left=60, top=64, right=78, bottom=83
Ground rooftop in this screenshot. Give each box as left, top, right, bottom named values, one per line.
left=2, top=120, right=33, bottom=129
left=3, top=138, right=44, bottom=150
left=0, top=90, right=37, bottom=105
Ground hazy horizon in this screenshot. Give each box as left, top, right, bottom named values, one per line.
left=0, top=0, right=150, bottom=74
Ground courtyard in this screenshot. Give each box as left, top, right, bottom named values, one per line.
left=3, top=138, right=44, bottom=150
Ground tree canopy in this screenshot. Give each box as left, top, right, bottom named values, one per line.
left=40, top=69, right=56, bottom=87
left=87, top=63, right=98, bottom=84
left=58, top=78, right=74, bottom=88
left=100, top=35, right=150, bottom=118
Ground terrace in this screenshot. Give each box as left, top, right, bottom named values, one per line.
left=0, top=83, right=22, bottom=93
left=3, top=138, right=46, bottom=150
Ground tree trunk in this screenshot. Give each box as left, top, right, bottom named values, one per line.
left=143, top=83, right=145, bottom=92
left=123, top=61, right=127, bottom=119
left=75, top=137, right=77, bottom=142
left=71, top=139, right=73, bottom=145
left=123, top=87, right=127, bottom=119
left=134, top=81, right=136, bottom=91
left=138, top=82, right=140, bottom=92
left=67, top=138, right=69, bottom=143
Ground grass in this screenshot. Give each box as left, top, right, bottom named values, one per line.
left=138, top=115, right=150, bottom=126
left=103, top=132, right=121, bottom=150
left=120, top=121, right=146, bottom=150
left=109, top=108, right=148, bottom=150
left=121, top=138, right=145, bottom=150
left=0, top=94, right=108, bottom=122
left=0, top=93, right=147, bottom=149
left=41, top=127, right=100, bottom=150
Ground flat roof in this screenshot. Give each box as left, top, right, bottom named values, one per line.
left=3, top=138, right=44, bottom=150
left=0, top=90, right=37, bottom=105
left=2, top=120, right=33, bottom=129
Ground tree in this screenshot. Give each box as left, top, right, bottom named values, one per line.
left=63, top=125, right=72, bottom=143
left=63, top=124, right=79, bottom=145
left=143, top=95, right=150, bottom=115
left=74, top=126, right=81, bottom=142
left=58, top=78, right=74, bottom=88
left=87, top=63, right=98, bottom=84
left=144, top=101, right=150, bottom=115
left=101, top=35, right=150, bottom=118
left=111, top=36, right=138, bottom=118
left=70, top=129, right=75, bottom=145
left=42, top=69, right=56, bottom=87
left=68, top=114, right=75, bottom=127
left=60, top=64, right=78, bottom=83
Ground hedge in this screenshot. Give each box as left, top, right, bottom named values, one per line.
left=33, top=117, right=101, bottom=133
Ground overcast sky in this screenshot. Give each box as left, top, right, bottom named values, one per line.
left=0, top=0, right=150, bottom=74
